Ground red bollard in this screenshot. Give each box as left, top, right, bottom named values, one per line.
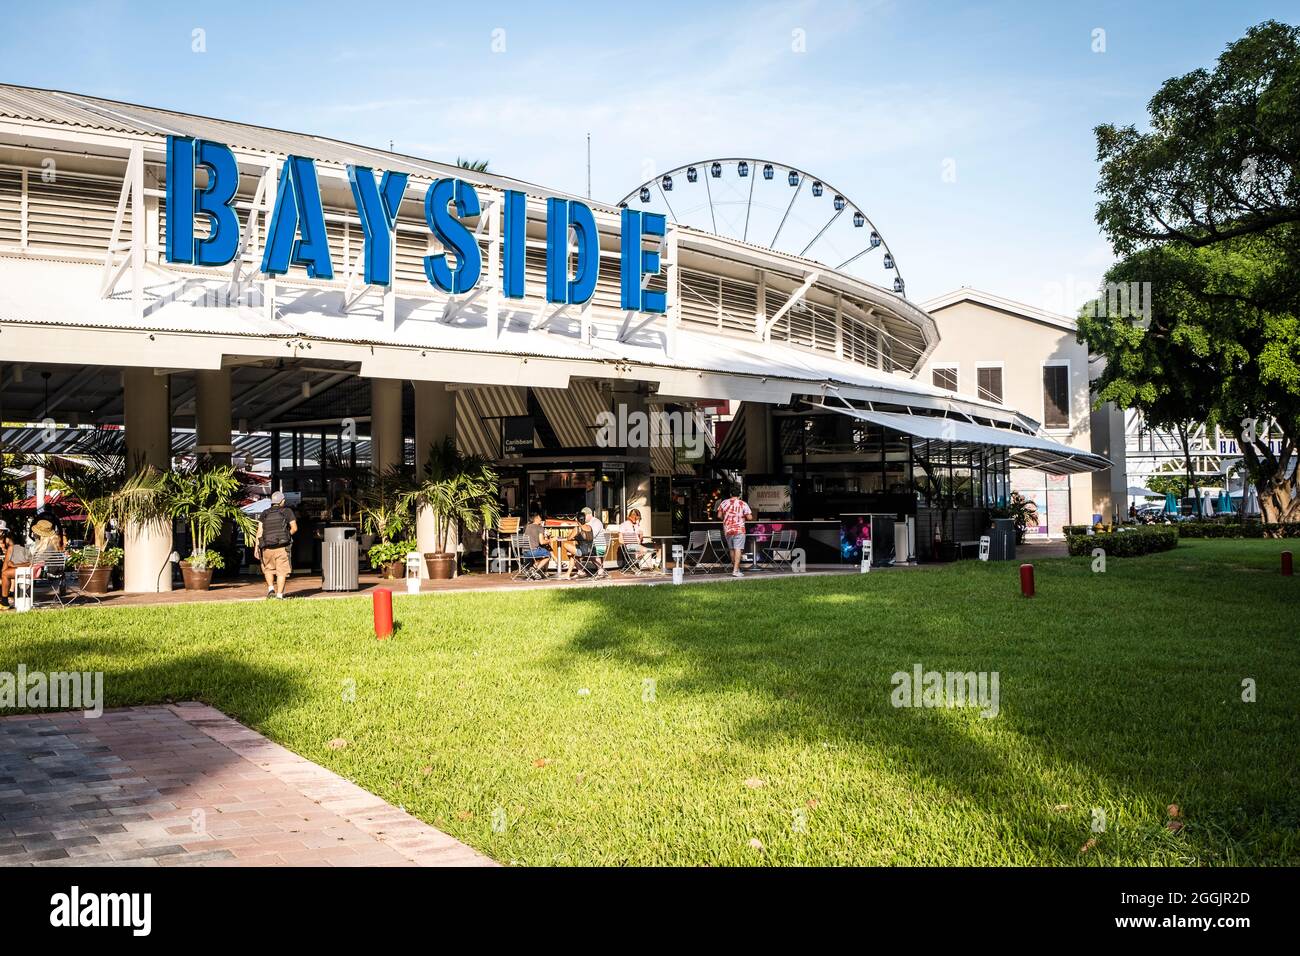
left=373, top=588, right=393, bottom=640
left=1283, top=551, right=1293, bottom=577
left=1019, top=563, right=1035, bottom=598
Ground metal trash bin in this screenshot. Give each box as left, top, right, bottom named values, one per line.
left=989, top=518, right=1016, bottom=561
left=321, top=526, right=359, bottom=591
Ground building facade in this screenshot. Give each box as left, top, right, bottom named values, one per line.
left=919, top=289, right=1127, bottom=535
left=0, top=85, right=1109, bottom=588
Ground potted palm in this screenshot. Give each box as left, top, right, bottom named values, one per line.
left=164, top=465, right=256, bottom=591
left=367, top=538, right=416, bottom=578
left=356, top=466, right=412, bottom=562
left=67, top=546, right=123, bottom=593
left=402, top=438, right=500, bottom=580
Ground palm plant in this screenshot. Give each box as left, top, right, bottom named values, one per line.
left=401, top=437, right=500, bottom=556
left=455, top=158, right=490, bottom=173
left=356, top=465, right=414, bottom=544
left=33, top=430, right=129, bottom=550
left=164, top=465, right=256, bottom=570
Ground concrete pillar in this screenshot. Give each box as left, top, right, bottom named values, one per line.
left=369, top=378, right=403, bottom=475
left=195, top=369, right=233, bottom=466
left=414, top=381, right=459, bottom=573
left=123, top=368, right=173, bottom=593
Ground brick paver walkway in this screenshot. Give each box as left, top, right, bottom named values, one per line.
left=0, top=703, right=496, bottom=867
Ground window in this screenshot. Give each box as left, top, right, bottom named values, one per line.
left=1042, top=364, right=1069, bottom=428
left=976, top=366, right=1003, bottom=404
left=932, top=365, right=958, bottom=392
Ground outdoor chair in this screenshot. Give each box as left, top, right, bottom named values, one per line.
left=619, top=530, right=658, bottom=575
left=32, top=550, right=69, bottom=608
left=488, top=517, right=522, bottom=574
left=572, top=532, right=610, bottom=579
left=682, top=530, right=718, bottom=572
left=705, top=529, right=726, bottom=568
left=509, top=532, right=547, bottom=581
left=760, top=529, right=798, bottom=572
left=66, top=545, right=105, bottom=605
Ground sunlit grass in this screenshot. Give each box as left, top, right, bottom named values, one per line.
left=2, top=538, right=1296, bottom=865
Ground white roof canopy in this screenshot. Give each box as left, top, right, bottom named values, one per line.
left=818, top=404, right=1111, bottom=475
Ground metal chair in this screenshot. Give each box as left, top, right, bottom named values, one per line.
left=509, top=532, right=547, bottom=581
left=572, top=532, right=610, bottom=579
left=682, top=530, right=718, bottom=573
left=618, top=530, right=657, bottom=575
left=66, top=546, right=105, bottom=605
left=32, top=551, right=69, bottom=607
left=761, top=529, right=798, bottom=572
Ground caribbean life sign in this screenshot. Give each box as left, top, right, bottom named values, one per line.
left=163, top=137, right=667, bottom=313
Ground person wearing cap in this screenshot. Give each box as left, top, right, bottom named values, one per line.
left=580, top=506, right=604, bottom=542
left=254, top=491, right=297, bottom=599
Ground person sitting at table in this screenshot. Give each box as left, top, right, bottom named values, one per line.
left=617, top=508, right=651, bottom=568
left=523, top=513, right=552, bottom=575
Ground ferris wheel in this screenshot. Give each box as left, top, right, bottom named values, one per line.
left=617, top=159, right=905, bottom=296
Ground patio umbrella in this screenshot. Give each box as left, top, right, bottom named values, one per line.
left=1243, top=483, right=1261, bottom=517
left=1218, top=490, right=1231, bottom=514
left=1164, top=492, right=1179, bottom=515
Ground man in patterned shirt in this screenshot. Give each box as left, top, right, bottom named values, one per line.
left=716, top=485, right=753, bottom=578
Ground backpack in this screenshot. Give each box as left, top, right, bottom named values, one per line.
left=8, top=543, right=31, bottom=565
left=259, top=507, right=292, bottom=548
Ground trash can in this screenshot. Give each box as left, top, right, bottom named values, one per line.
left=989, top=518, right=1016, bottom=561
left=321, top=526, right=359, bottom=591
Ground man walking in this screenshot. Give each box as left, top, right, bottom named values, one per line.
left=716, top=485, right=753, bottom=578
left=255, top=491, right=297, bottom=599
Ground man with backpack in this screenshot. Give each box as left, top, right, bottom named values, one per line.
left=255, top=491, right=297, bottom=599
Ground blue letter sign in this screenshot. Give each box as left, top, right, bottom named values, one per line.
left=164, top=136, right=240, bottom=267
left=619, top=208, right=666, bottom=313
left=262, top=156, right=334, bottom=280
left=502, top=189, right=527, bottom=299
left=423, top=178, right=482, bottom=295
left=346, top=166, right=408, bottom=286
left=545, top=198, right=599, bottom=305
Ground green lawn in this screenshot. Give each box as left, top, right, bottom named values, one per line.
left=3, top=538, right=1297, bottom=865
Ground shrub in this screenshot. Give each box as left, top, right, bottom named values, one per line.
left=66, top=546, right=124, bottom=569
left=1176, top=521, right=1299, bottom=539
left=1065, top=525, right=1178, bottom=557
left=368, top=538, right=417, bottom=569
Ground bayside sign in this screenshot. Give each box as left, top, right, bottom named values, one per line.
left=164, top=136, right=667, bottom=312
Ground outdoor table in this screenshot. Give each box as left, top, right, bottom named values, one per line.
left=644, top=534, right=686, bottom=572
left=544, top=522, right=578, bottom=579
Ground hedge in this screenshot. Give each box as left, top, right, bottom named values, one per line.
left=1175, top=521, right=1300, bottom=539
left=1065, top=525, right=1179, bottom=557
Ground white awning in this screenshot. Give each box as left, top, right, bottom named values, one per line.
left=820, top=404, right=1111, bottom=475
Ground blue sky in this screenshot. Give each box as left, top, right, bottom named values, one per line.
left=2, top=1, right=1295, bottom=312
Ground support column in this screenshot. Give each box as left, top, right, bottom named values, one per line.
left=195, top=369, right=233, bottom=466
left=414, top=381, right=459, bottom=575
left=369, top=378, right=403, bottom=475
left=123, top=368, right=172, bottom=593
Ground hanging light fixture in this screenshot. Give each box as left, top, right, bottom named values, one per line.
left=662, top=174, right=673, bottom=191
left=639, top=186, right=651, bottom=203
left=852, top=210, right=865, bottom=227
left=762, top=163, right=775, bottom=180
left=737, top=161, right=749, bottom=177
left=787, top=170, right=800, bottom=186
left=869, top=230, right=881, bottom=248
left=686, top=165, right=698, bottom=182
left=833, top=194, right=846, bottom=211
left=710, top=162, right=722, bottom=178
left=811, top=180, right=824, bottom=197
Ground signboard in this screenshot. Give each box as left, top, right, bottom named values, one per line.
left=749, top=483, right=792, bottom=514
left=502, top=416, right=535, bottom=455
left=163, top=136, right=668, bottom=312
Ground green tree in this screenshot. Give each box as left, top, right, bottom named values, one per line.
left=456, top=158, right=490, bottom=173
left=1085, top=21, right=1300, bottom=523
